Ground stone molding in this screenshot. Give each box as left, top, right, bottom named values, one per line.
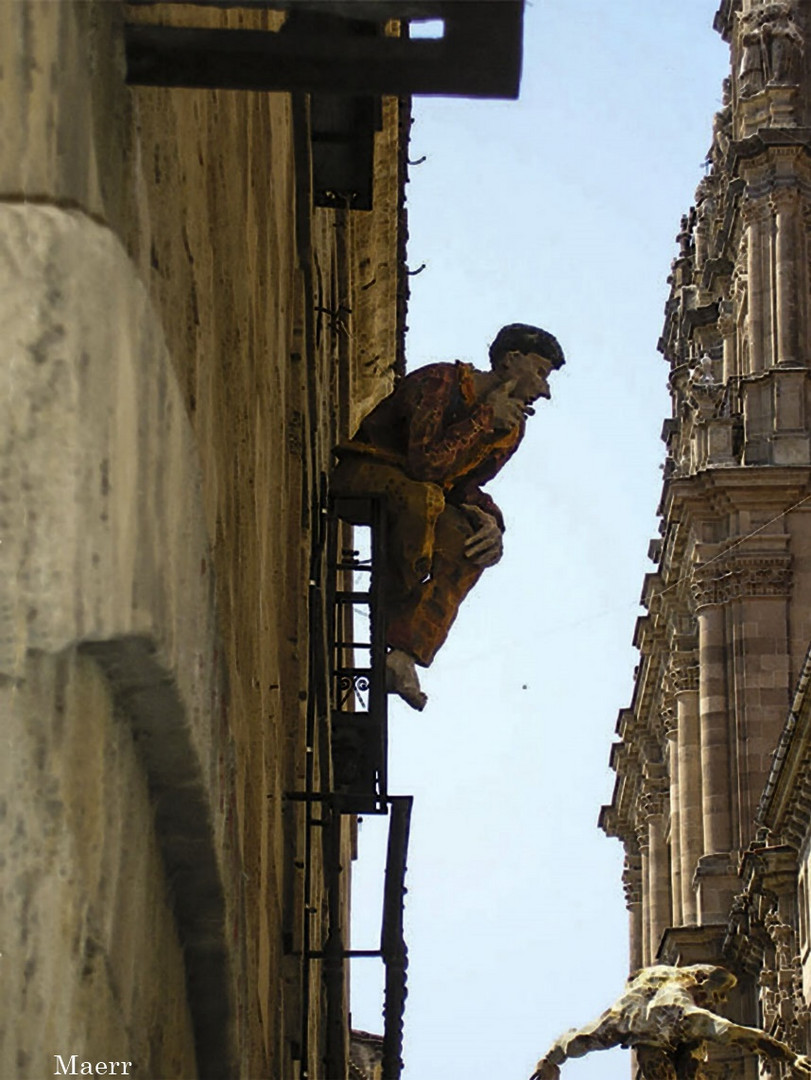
left=690, top=554, right=792, bottom=608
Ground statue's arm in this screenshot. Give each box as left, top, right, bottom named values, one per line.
left=681, top=1006, right=811, bottom=1071
left=530, top=1013, right=623, bottom=1080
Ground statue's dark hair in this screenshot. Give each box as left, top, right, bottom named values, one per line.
left=488, top=324, right=565, bottom=370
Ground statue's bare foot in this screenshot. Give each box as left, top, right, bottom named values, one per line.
left=386, top=649, right=427, bottom=711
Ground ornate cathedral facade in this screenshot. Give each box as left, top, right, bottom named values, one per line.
left=601, top=0, right=811, bottom=1073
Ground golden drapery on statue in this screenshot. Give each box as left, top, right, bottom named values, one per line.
left=531, top=965, right=811, bottom=1080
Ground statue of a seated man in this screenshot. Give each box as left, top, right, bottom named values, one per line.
left=531, top=964, right=811, bottom=1080
left=332, top=323, right=564, bottom=710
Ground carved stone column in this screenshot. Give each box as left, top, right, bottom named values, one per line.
left=663, top=708, right=682, bottom=926
left=772, top=187, right=800, bottom=368
left=691, top=568, right=733, bottom=856
left=672, top=652, right=701, bottom=923
left=636, top=817, right=651, bottom=967
left=743, top=198, right=770, bottom=374
left=645, top=778, right=673, bottom=960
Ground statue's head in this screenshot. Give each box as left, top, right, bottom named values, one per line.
left=488, top=324, right=565, bottom=407
left=489, top=324, right=565, bottom=371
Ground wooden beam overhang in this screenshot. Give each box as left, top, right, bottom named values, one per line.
left=125, top=1, right=525, bottom=99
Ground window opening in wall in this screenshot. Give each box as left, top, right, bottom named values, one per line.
left=408, top=18, right=445, bottom=39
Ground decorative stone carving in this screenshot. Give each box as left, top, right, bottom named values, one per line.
left=740, top=19, right=768, bottom=98
left=694, top=180, right=720, bottom=268
left=762, top=909, right=810, bottom=1051
left=668, top=652, right=700, bottom=695
left=687, top=356, right=725, bottom=420
left=662, top=705, right=678, bottom=740
left=708, top=78, right=733, bottom=168
left=690, top=555, right=792, bottom=609
left=766, top=9, right=804, bottom=86
left=623, top=851, right=643, bottom=907
left=529, top=965, right=811, bottom=1080
left=640, top=774, right=669, bottom=824
left=677, top=214, right=694, bottom=261
left=738, top=4, right=804, bottom=97
left=716, top=310, right=736, bottom=342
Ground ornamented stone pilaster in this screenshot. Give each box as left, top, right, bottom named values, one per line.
left=741, top=196, right=771, bottom=373
left=771, top=186, right=802, bottom=367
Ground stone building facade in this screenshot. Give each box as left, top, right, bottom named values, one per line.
left=600, top=0, right=811, bottom=1074
left=0, top=2, right=408, bottom=1078
left=0, top=2, right=527, bottom=1077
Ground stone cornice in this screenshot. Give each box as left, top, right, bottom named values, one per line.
left=731, top=131, right=811, bottom=171
left=662, top=465, right=811, bottom=525
left=690, top=552, right=792, bottom=608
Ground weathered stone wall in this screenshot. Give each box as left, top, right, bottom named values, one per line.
left=0, top=1, right=404, bottom=1076
left=2, top=650, right=198, bottom=1080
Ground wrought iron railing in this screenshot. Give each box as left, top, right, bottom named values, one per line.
left=329, top=495, right=389, bottom=815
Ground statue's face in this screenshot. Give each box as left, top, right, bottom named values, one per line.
left=498, top=350, right=556, bottom=405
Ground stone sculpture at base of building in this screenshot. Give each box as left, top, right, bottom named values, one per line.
left=531, top=965, right=811, bottom=1080
left=332, top=323, right=564, bottom=710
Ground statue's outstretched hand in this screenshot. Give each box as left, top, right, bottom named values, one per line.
left=529, top=1058, right=560, bottom=1080
left=462, top=505, right=503, bottom=567
left=792, top=1055, right=811, bottom=1076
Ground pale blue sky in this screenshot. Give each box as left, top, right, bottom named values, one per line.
left=351, top=4, right=730, bottom=1078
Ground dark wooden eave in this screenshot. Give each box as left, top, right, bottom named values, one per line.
left=125, top=1, right=524, bottom=99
